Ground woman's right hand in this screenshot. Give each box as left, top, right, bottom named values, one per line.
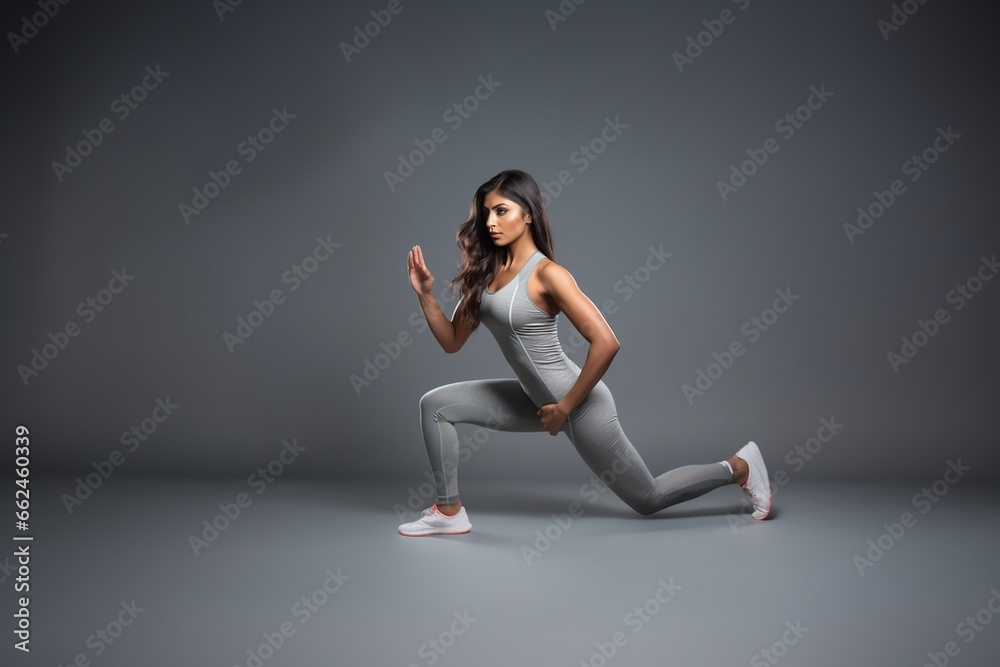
left=408, top=245, right=434, bottom=295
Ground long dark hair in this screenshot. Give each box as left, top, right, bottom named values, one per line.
left=448, top=169, right=556, bottom=333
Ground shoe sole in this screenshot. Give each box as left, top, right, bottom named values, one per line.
left=398, top=525, right=472, bottom=537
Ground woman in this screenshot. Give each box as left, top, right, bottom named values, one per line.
left=399, top=170, right=770, bottom=536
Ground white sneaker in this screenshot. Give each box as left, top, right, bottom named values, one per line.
left=735, top=441, right=772, bottom=520
left=398, top=503, right=472, bottom=536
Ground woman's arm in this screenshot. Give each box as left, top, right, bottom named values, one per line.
left=409, top=245, right=474, bottom=354
left=417, top=292, right=473, bottom=354
left=538, top=262, right=620, bottom=413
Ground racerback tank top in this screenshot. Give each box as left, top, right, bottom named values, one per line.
left=478, top=249, right=583, bottom=409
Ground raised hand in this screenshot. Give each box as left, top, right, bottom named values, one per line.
left=408, top=244, right=434, bottom=295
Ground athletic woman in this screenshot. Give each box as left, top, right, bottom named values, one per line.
left=399, top=170, right=771, bottom=536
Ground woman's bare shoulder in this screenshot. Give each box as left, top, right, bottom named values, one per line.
left=536, top=256, right=581, bottom=291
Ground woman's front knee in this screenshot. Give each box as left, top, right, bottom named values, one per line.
left=419, top=388, right=453, bottom=424
left=419, top=387, right=443, bottom=413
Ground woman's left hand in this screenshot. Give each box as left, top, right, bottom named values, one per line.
left=537, top=402, right=569, bottom=436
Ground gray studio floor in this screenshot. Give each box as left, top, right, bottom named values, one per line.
left=16, top=475, right=1000, bottom=666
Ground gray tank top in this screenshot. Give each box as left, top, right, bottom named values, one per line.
left=478, top=249, right=583, bottom=408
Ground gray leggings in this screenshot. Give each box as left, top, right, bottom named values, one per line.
left=418, top=378, right=732, bottom=515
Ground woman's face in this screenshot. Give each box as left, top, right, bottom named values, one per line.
left=482, top=189, right=531, bottom=247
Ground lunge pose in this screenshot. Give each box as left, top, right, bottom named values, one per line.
left=399, top=170, right=771, bottom=536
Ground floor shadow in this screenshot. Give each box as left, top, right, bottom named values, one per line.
left=455, top=487, right=779, bottom=521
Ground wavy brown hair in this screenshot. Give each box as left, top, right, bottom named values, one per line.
left=448, top=169, right=556, bottom=333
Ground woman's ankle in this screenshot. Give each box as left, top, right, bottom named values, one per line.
left=437, top=501, right=462, bottom=516
left=727, top=455, right=749, bottom=486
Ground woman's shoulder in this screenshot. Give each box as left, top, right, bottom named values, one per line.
left=536, top=255, right=575, bottom=286
left=535, top=254, right=555, bottom=275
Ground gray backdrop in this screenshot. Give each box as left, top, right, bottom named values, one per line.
left=4, top=0, right=998, bottom=484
